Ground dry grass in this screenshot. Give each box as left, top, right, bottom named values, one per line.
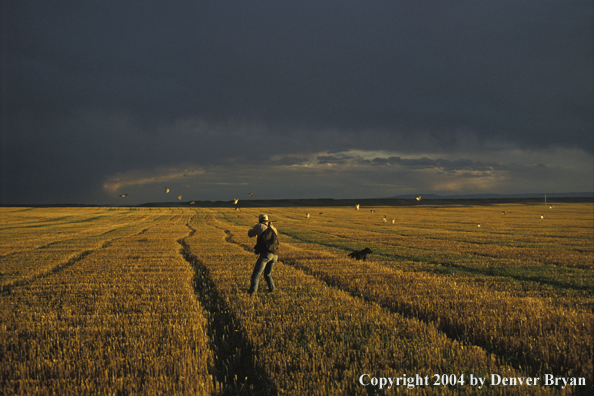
left=1, top=210, right=214, bottom=395
left=1, top=203, right=592, bottom=395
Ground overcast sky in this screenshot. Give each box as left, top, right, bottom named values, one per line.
left=1, top=0, right=592, bottom=205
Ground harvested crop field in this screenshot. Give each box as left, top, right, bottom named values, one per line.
left=1, top=202, right=592, bottom=395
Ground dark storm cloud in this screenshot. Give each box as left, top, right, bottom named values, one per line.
left=5, top=1, right=592, bottom=134
left=1, top=0, right=592, bottom=204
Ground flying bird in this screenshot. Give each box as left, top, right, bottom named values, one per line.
left=248, top=193, right=253, bottom=196
left=178, top=195, right=182, bottom=200
left=190, top=201, right=195, bottom=205
left=416, top=196, right=421, bottom=201
left=165, top=187, right=170, bottom=193
left=234, top=198, right=239, bottom=204
left=120, top=194, right=128, bottom=197
left=355, top=204, right=360, bottom=210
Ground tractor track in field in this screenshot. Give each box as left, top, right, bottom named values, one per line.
left=279, top=228, right=594, bottom=293
left=0, top=225, right=155, bottom=295
left=214, top=223, right=586, bottom=390
left=178, top=219, right=277, bottom=396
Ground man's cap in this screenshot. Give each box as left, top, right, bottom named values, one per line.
left=258, top=214, right=269, bottom=222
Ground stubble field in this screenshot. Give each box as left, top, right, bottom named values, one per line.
left=1, top=202, right=592, bottom=395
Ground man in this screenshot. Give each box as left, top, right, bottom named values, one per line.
left=247, top=214, right=279, bottom=295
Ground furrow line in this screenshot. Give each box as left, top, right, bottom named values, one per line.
left=281, top=228, right=592, bottom=292
left=204, top=212, right=573, bottom=394
left=178, top=221, right=277, bottom=396
left=0, top=225, right=156, bottom=295
left=219, top=224, right=592, bottom=392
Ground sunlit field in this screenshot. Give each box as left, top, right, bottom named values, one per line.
left=1, top=203, right=592, bottom=395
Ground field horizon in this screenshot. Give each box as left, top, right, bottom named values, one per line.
left=1, top=195, right=592, bottom=209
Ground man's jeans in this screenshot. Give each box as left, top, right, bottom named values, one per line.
left=249, top=252, right=277, bottom=294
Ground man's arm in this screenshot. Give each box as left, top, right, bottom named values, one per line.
left=248, top=225, right=259, bottom=238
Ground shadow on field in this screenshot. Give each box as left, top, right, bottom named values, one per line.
left=178, top=235, right=278, bottom=396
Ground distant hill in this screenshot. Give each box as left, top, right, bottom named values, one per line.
left=391, top=192, right=594, bottom=199
left=7, top=193, right=591, bottom=208
left=138, top=193, right=593, bottom=208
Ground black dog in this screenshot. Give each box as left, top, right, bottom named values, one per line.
left=348, top=248, right=373, bottom=261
